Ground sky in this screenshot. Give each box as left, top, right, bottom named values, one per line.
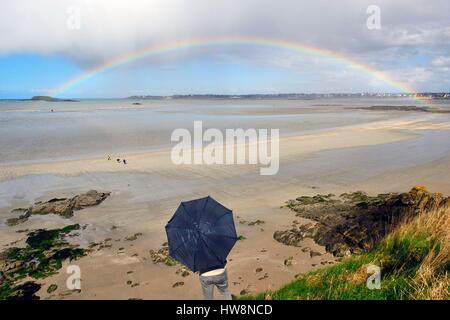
left=0, top=0, right=450, bottom=98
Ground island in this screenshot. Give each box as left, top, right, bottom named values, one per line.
left=30, top=96, right=78, bottom=102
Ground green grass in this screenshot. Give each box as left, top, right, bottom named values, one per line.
left=243, top=206, right=449, bottom=300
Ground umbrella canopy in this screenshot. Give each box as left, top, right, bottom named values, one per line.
left=165, top=196, right=237, bottom=273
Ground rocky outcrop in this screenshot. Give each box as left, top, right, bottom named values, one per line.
left=149, top=243, right=179, bottom=267
left=352, top=105, right=450, bottom=113
left=0, top=224, right=85, bottom=300
left=30, top=96, right=77, bottom=102
left=275, top=186, right=450, bottom=257
left=273, top=222, right=318, bottom=247
left=7, top=190, right=110, bottom=226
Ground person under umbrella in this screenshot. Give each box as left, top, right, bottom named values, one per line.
left=165, top=196, right=237, bottom=300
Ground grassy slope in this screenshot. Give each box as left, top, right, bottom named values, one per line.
left=245, top=206, right=449, bottom=300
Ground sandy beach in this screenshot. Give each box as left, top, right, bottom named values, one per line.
left=1, top=99, right=450, bottom=299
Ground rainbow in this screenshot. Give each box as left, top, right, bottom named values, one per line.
left=50, top=35, right=429, bottom=103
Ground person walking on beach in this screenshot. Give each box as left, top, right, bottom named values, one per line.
left=199, top=266, right=232, bottom=300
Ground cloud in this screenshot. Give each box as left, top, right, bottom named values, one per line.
left=1, top=0, right=450, bottom=92
left=432, top=56, right=450, bottom=67
left=1, top=1, right=449, bottom=58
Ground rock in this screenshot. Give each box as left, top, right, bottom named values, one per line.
left=149, top=245, right=179, bottom=266
left=11, top=208, right=29, bottom=214
left=332, top=244, right=351, bottom=258
left=72, top=190, right=110, bottom=210
left=275, top=187, right=450, bottom=257
left=240, top=289, right=249, bottom=295
left=31, top=96, right=77, bottom=102
left=258, top=273, right=269, bottom=280
left=284, top=256, right=294, bottom=266
left=274, top=186, right=450, bottom=257
left=247, top=220, right=265, bottom=226
left=47, top=284, right=58, bottom=294
left=255, top=267, right=263, bottom=273
left=273, top=229, right=303, bottom=247
left=31, top=198, right=74, bottom=217
left=176, top=267, right=190, bottom=277
left=0, top=224, right=85, bottom=299
left=9, top=190, right=110, bottom=224
left=172, top=281, right=184, bottom=288
left=6, top=281, right=41, bottom=300
left=310, top=250, right=322, bottom=258
left=6, top=208, right=31, bottom=226
left=125, top=233, right=142, bottom=241
left=273, top=223, right=317, bottom=247
left=0, top=259, right=25, bottom=272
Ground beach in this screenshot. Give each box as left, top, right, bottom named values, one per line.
left=1, top=98, right=450, bottom=299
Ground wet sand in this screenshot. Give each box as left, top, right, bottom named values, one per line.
left=1, top=106, right=450, bottom=299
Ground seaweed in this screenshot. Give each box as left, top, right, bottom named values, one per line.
left=0, top=224, right=86, bottom=300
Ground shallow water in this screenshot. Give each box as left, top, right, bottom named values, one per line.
left=1, top=97, right=450, bottom=210
left=2, top=97, right=448, bottom=165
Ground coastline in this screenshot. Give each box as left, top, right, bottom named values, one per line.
left=1, top=115, right=450, bottom=299
left=0, top=118, right=421, bottom=181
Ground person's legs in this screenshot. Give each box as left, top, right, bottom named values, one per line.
left=215, top=270, right=232, bottom=300
left=199, top=275, right=215, bottom=300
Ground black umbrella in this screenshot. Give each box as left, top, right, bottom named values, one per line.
left=165, top=196, right=237, bottom=273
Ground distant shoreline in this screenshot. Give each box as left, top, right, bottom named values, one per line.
left=127, top=93, right=450, bottom=100
left=1, top=93, right=450, bottom=101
